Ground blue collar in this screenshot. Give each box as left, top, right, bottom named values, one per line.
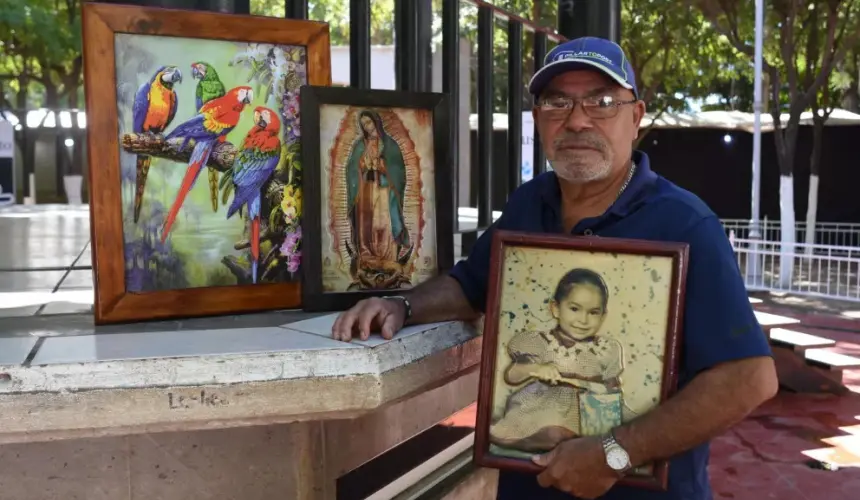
left=538, top=150, right=659, bottom=230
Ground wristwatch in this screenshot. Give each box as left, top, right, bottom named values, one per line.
left=384, top=295, right=412, bottom=321
left=602, top=431, right=632, bottom=475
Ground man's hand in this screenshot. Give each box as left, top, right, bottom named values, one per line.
left=531, top=436, right=619, bottom=499
left=331, top=297, right=406, bottom=342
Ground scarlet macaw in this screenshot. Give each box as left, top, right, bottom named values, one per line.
left=191, top=61, right=227, bottom=212
left=225, top=107, right=281, bottom=284
left=160, top=86, right=254, bottom=242
left=131, top=65, right=182, bottom=223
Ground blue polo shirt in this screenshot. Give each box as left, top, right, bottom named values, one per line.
left=449, top=151, right=772, bottom=500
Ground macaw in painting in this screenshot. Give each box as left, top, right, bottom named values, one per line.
left=160, top=86, right=254, bottom=242
left=225, top=107, right=281, bottom=284
left=131, top=65, right=182, bottom=223
left=191, top=61, right=227, bottom=213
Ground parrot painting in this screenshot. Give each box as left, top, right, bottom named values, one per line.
left=191, top=61, right=227, bottom=213
left=225, top=107, right=282, bottom=284
left=131, top=65, right=182, bottom=223
left=160, top=86, right=254, bottom=242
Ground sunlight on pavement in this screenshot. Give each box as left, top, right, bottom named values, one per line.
left=0, top=290, right=94, bottom=309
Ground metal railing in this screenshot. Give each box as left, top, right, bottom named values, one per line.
left=721, top=218, right=860, bottom=250
left=730, top=235, right=860, bottom=302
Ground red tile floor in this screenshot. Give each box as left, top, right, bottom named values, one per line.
left=443, top=299, right=860, bottom=499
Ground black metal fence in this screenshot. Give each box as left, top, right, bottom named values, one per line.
left=275, top=0, right=621, bottom=253
left=86, top=0, right=619, bottom=253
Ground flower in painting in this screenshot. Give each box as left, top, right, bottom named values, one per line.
left=281, top=184, right=302, bottom=226
left=281, top=91, right=301, bottom=143
left=287, top=252, right=301, bottom=273
left=280, top=225, right=302, bottom=273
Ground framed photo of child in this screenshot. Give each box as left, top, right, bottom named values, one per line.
left=473, top=230, right=689, bottom=491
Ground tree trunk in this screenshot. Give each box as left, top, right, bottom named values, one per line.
left=804, top=116, right=825, bottom=253
left=773, top=122, right=798, bottom=289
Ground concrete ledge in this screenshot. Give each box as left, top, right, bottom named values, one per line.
left=0, top=314, right=481, bottom=445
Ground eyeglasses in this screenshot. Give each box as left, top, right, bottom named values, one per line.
left=537, top=95, right=638, bottom=120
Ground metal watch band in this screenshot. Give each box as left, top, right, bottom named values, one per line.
left=603, top=431, right=633, bottom=473
left=384, top=295, right=412, bottom=320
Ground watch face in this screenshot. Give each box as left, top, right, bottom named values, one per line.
left=606, top=448, right=629, bottom=470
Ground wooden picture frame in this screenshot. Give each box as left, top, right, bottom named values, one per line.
left=299, top=85, right=454, bottom=312
left=82, top=3, right=331, bottom=324
left=473, top=230, right=689, bottom=491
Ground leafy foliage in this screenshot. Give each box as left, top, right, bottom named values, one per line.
left=692, top=0, right=860, bottom=174
left=0, top=0, right=82, bottom=109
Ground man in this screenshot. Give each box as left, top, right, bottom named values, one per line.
left=332, top=37, right=778, bottom=500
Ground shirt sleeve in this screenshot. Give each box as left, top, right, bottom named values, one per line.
left=681, top=216, right=773, bottom=376
left=507, top=330, right=549, bottom=364
left=601, top=337, right=625, bottom=379
left=448, top=216, right=507, bottom=313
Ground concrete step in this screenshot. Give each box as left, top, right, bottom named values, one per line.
left=766, top=326, right=860, bottom=395
left=805, top=348, right=860, bottom=371
left=769, top=328, right=837, bottom=352
left=755, top=310, right=802, bottom=329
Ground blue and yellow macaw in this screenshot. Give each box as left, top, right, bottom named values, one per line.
left=131, top=65, right=182, bottom=223
left=160, top=86, right=254, bottom=242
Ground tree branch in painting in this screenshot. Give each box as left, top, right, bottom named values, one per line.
left=121, top=133, right=237, bottom=172
left=120, top=131, right=298, bottom=285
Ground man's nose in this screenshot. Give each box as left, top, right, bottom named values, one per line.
left=564, top=103, right=593, bottom=132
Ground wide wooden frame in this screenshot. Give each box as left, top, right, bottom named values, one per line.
left=473, top=230, right=689, bottom=491
left=300, top=85, right=454, bottom=312
left=82, top=3, right=331, bottom=324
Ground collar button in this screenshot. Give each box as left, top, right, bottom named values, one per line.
left=583, top=229, right=594, bottom=236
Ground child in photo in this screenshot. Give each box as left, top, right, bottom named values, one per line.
left=489, top=268, right=626, bottom=453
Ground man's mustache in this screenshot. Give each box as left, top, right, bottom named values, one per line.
left=553, top=133, right=607, bottom=152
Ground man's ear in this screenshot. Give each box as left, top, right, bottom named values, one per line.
left=632, top=100, right=646, bottom=139
left=633, top=100, right=646, bottom=126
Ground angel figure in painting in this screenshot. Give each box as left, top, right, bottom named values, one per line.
left=489, top=268, right=626, bottom=454
left=344, top=109, right=414, bottom=290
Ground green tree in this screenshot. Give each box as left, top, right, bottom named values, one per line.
left=252, top=0, right=393, bottom=45
left=0, top=0, right=82, bottom=110
left=622, top=0, right=740, bottom=143
left=693, top=0, right=860, bottom=285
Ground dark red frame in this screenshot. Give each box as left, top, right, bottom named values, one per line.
left=473, top=230, right=689, bottom=491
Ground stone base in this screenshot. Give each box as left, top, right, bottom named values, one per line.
left=0, top=370, right=479, bottom=500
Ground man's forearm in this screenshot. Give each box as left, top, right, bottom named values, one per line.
left=613, top=356, right=778, bottom=468
left=404, top=275, right=481, bottom=325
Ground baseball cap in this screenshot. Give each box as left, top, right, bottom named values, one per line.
left=528, top=37, right=638, bottom=99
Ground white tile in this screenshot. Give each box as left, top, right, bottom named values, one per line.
left=0, top=337, right=38, bottom=365
left=39, top=301, right=94, bottom=315
left=0, top=305, right=40, bottom=318
left=281, top=313, right=454, bottom=347
left=31, top=327, right=361, bottom=365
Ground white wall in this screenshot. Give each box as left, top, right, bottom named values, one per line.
left=330, top=45, right=396, bottom=90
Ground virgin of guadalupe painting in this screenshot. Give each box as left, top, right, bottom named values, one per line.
left=346, top=110, right=413, bottom=281
left=318, top=104, right=438, bottom=293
